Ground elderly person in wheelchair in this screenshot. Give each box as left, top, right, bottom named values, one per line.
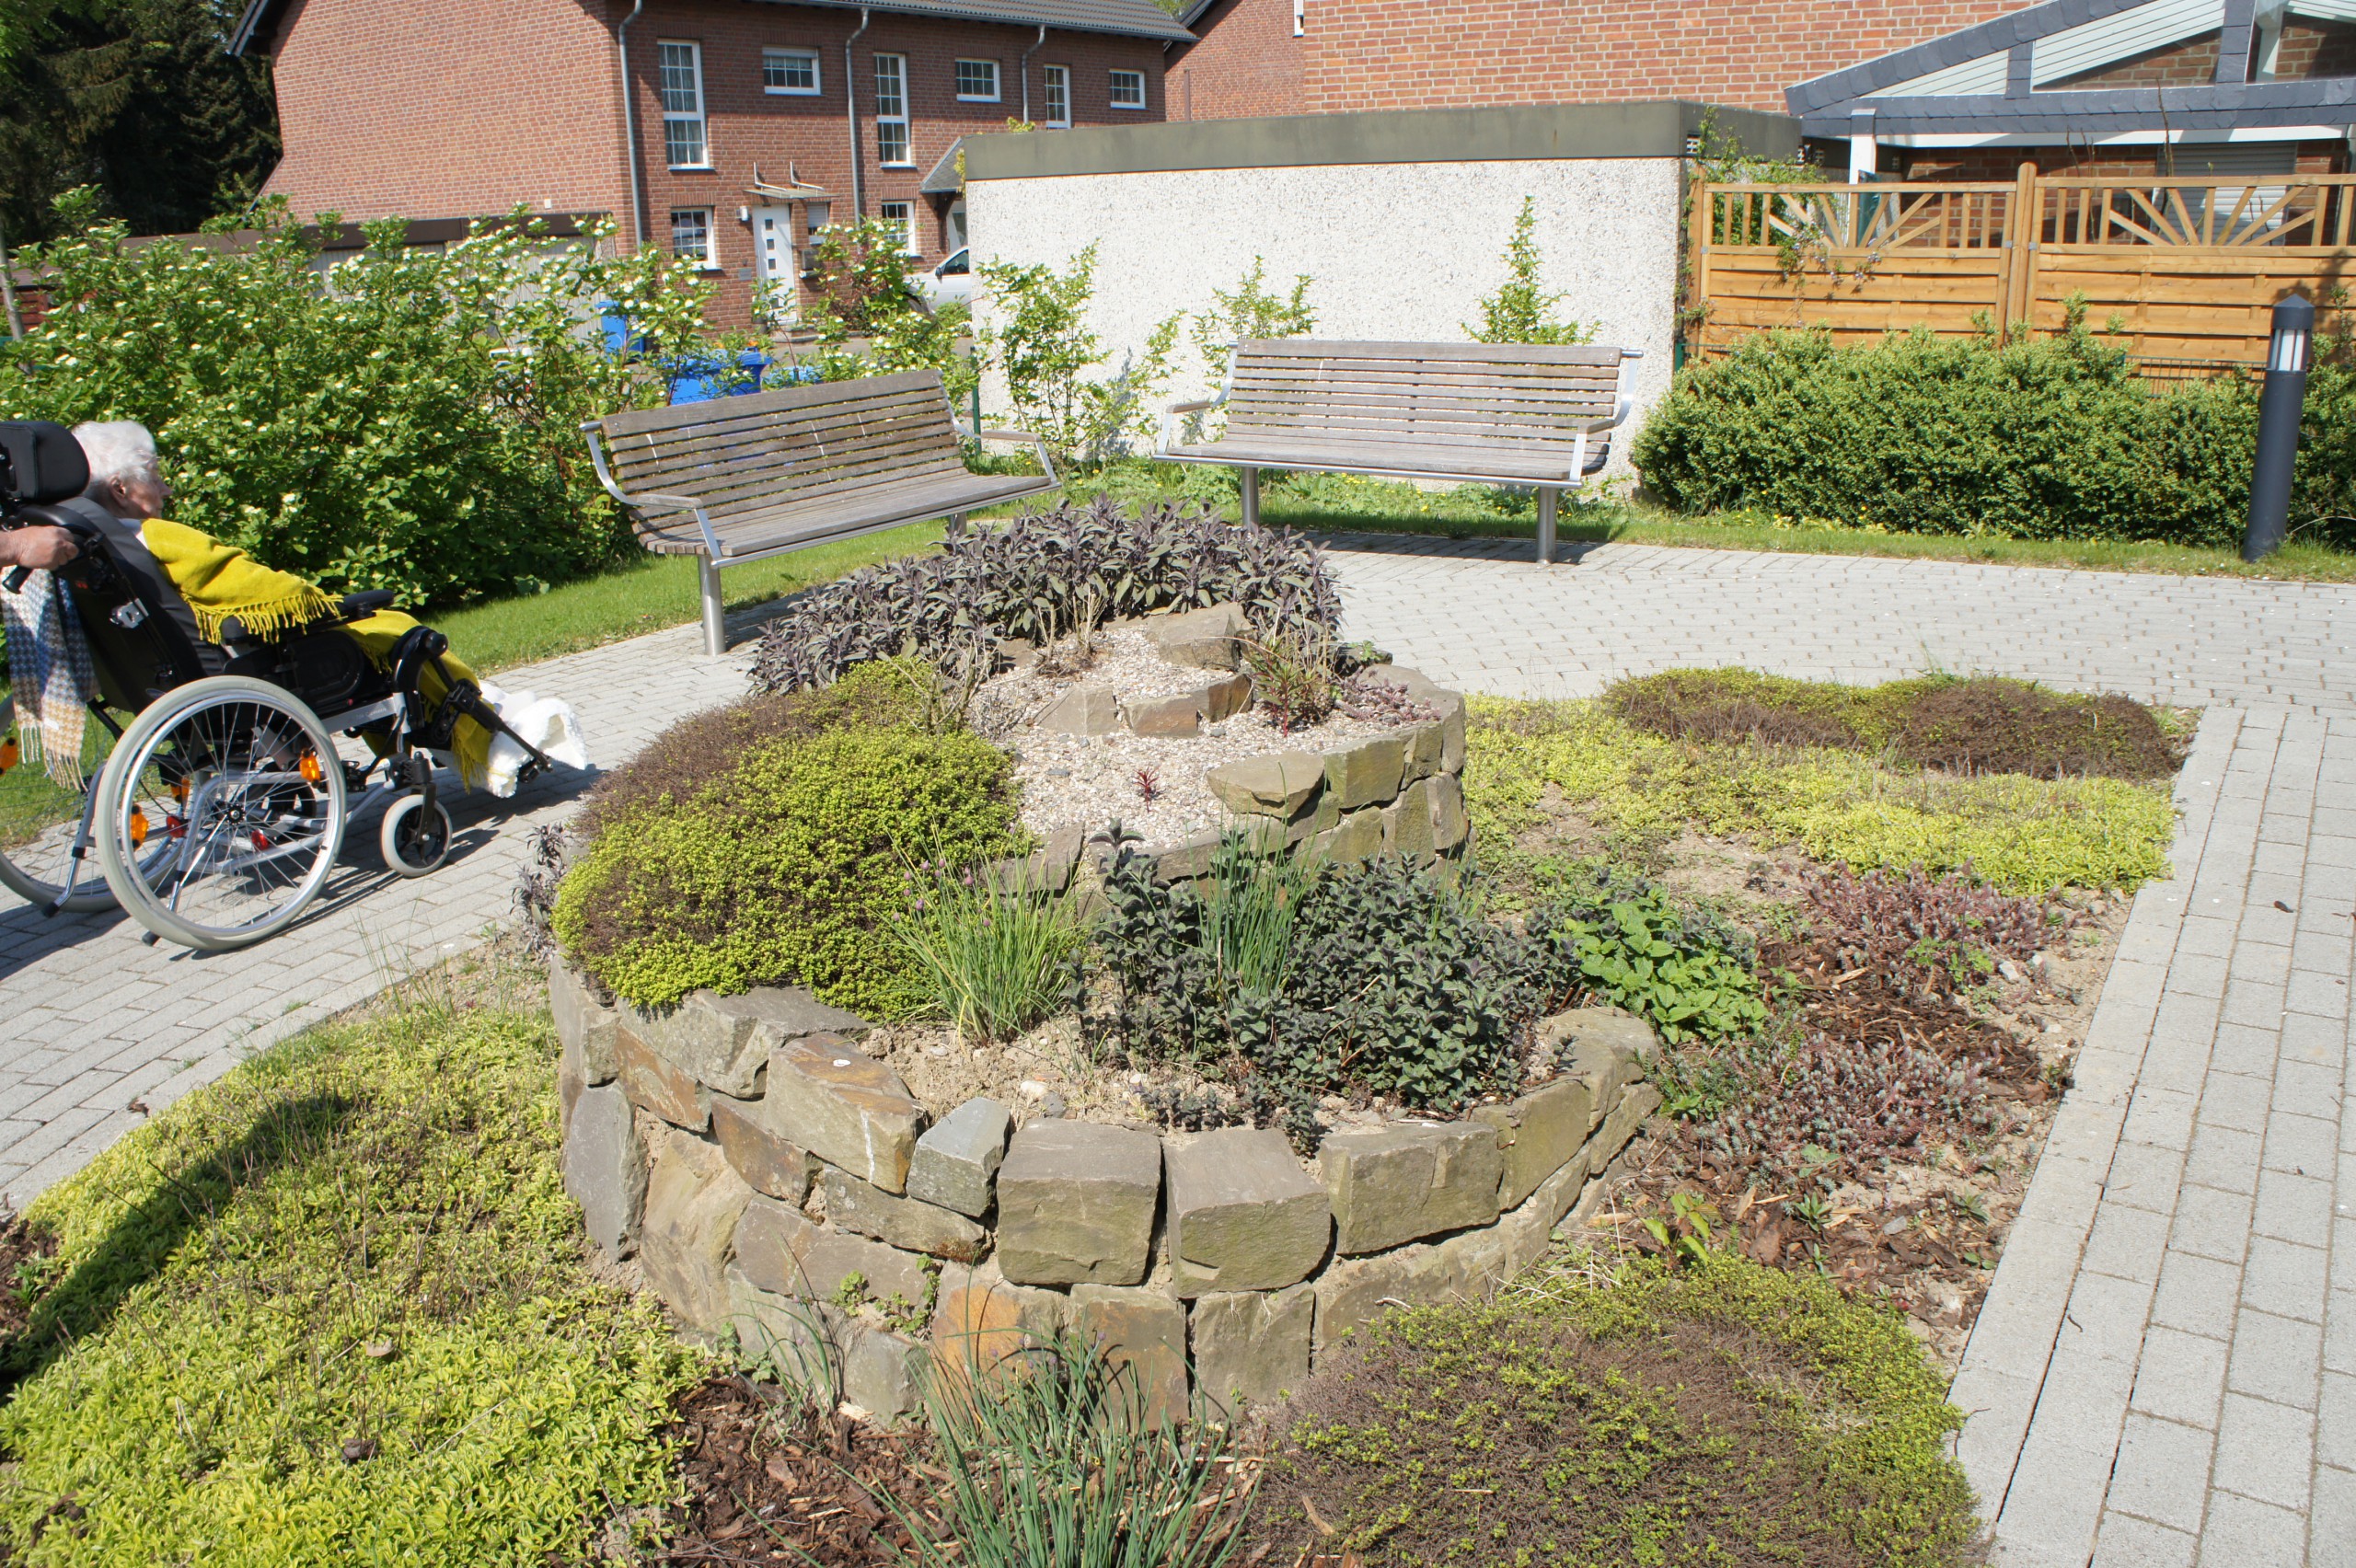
left=0, top=418, right=584, bottom=951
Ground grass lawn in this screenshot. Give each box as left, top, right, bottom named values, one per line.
left=0, top=953, right=699, bottom=1566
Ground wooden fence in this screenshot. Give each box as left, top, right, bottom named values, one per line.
left=1688, top=166, right=2356, bottom=366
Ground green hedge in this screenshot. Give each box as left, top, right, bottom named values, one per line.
left=1631, top=317, right=2356, bottom=548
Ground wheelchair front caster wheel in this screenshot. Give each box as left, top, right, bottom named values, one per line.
left=381, top=793, right=453, bottom=877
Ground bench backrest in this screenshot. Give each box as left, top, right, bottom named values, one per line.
left=1223, top=340, right=1626, bottom=456
left=591, top=368, right=963, bottom=531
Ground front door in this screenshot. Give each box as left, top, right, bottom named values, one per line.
left=751, top=205, right=796, bottom=287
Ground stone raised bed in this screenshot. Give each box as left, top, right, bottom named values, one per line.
left=554, top=964, right=1661, bottom=1421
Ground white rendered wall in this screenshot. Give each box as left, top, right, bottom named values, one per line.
left=964, top=156, right=1684, bottom=480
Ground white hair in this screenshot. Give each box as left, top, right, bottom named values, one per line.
left=72, top=421, right=162, bottom=499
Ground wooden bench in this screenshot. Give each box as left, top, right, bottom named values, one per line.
left=583, top=368, right=1059, bottom=653
left=1156, top=340, right=1641, bottom=564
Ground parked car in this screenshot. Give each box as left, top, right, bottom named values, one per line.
left=906, top=248, right=977, bottom=311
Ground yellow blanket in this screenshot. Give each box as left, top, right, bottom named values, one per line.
left=137, top=520, right=493, bottom=789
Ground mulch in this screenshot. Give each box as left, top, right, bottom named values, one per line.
left=0, top=1211, right=54, bottom=1355
left=1610, top=930, right=2056, bottom=1335
left=641, top=1376, right=948, bottom=1566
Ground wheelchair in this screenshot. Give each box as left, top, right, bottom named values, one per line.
left=0, top=421, right=554, bottom=951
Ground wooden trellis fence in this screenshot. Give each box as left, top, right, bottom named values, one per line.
left=1688, top=164, right=2356, bottom=367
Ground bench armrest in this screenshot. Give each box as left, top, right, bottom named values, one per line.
left=579, top=421, right=725, bottom=557
left=1158, top=394, right=1226, bottom=455
left=956, top=421, right=1060, bottom=486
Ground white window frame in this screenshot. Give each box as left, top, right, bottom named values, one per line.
left=1108, top=68, right=1146, bottom=110
left=879, top=200, right=919, bottom=258
left=658, top=40, right=710, bottom=168
left=954, top=57, right=1001, bottom=102
left=670, top=207, right=718, bottom=269
left=762, top=47, right=821, bottom=95
left=873, top=52, right=912, bottom=167
left=1042, top=63, right=1070, bottom=127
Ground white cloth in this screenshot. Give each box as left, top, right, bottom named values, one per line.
left=476, top=680, right=589, bottom=799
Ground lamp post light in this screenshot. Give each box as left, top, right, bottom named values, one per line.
left=2244, top=293, right=2315, bottom=563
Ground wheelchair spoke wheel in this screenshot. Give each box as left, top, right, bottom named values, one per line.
left=94, top=676, right=347, bottom=951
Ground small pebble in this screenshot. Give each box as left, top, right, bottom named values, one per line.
left=1019, top=1078, right=1048, bottom=1101
left=1040, top=1092, right=1068, bottom=1119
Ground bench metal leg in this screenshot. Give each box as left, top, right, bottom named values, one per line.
left=698, top=555, right=725, bottom=656
left=1240, top=466, right=1260, bottom=528
left=1537, top=487, right=1559, bottom=566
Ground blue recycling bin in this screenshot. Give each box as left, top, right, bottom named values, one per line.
left=667, top=351, right=771, bottom=404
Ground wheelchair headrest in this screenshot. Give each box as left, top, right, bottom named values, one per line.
left=0, top=421, right=91, bottom=506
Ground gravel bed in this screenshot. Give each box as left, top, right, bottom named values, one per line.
left=972, top=629, right=1394, bottom=846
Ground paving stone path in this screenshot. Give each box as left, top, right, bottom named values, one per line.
left=2, top=533, right=2351, bottom=1561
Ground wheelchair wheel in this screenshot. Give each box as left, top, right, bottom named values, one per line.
left=0, top=695, right=119, bottom=915
left=379, top=792, right=453, bottom=877
left=93, top=675, right=347, bottom=951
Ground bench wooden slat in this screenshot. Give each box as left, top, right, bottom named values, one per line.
left=636, top=470, right=1053, bottom=558
left=595, top=369, right=946, bottom=438
left=1164, top=437, right=1607, bottom=481
left=1225, top=417, right=1611, bottom=451
left=1239, top=338, right=1623, bottom=366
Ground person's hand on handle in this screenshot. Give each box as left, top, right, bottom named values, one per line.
left=0, top=525, right=80, bottom=591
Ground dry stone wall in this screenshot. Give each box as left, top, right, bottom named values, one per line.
left=554, top=963, right=1660, bottom=1421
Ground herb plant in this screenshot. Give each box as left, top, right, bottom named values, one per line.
left=890, top=856, right=1088, bottom=1046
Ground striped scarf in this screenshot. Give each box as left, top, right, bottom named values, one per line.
left=0, top=569, right=95, bottom=788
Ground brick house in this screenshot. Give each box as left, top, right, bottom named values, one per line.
left=1177, top=0, right=2356, bottom=180
left=230, top=0, right=1194, bottom=323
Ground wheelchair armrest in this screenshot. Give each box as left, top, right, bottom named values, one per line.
left=337, top=589, right=398, bottom=621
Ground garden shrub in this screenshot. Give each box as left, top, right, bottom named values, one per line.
left=1608, top=667, right=2184, bottom=781
left=1, top=195, right=719, bottom=605
left=1261, top=1251, right=1977, bottom=1568
left=746, top=497, right=1341, bottom=694
left=0, top=992, right=699, bottom=1566
left=1467, top=695, right=2177, bottom=894
left=553, top=666, right=1026, bottom=1012
left=1631, top=311, right=2356, bottom=548
left=1091, top=841, right=1530, bottom=1146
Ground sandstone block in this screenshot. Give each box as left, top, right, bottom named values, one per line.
left=559, top=1031, right=588, bottom=1137
left=1384, top=778, right=1437, bottom=861
left=1403, top=719, right=1444, bottom=783
left=1164, top=1127, right=1330, bottom=1297
left=1205, top=751, right=1325, bottom=819
left=1201, top=672, right=1253, bottom=721
left=1155, top=830, right=1223, bottom=883
left=733, top=1194, right=822, bottom=1297
left=1126, top=691, right=1201, bottom=737
left=907, top=1097, right=1011, bottom=1217
left=1490, top=1140, right=1596, bottom=1279
left=562, top=1082, right=645, bottom=1258
left=1312, top=1239, right=1464, bottom=1349
left=996, top=1120, right=1161, bottom=1286
left=1072, top=1284, right=1190, bottom=1425
left=1037, top=684, right=1119, bottom=735
left=549, top=960, right=618, bottom=1083
left=798, top=1228, right=935, bottom=1313
left=753, top=1034, right=925, bottom=1193
left=1541, top=1008, right=1657, bottom=1133
left=1430, top=772, right=1470, bottom=852
left=1146, top=602, right=1244, bottom=669
left=639, top=1128, right=754, bottom=1334
left=1190, top=1285, right=1312, bottom=1416
left=1323, top=734, right=1406, bottom=810
left=844, top=1327, right=928, bottom=1421
left=1321, top=1124, right=1503, bottom=1255
left=1583, top=1081, right=1662, bottom=1179
left=996, top=825, right=1085, bottom=896
left=724, top=1267, right=842, bottom=1401
left=1438, top=696, right=1467, bottom=774
left=1471, top=1073, right=1597, bottom=1209
left=931, top=1258, right=1073, bottom=1380
left=616, top=1025, right=710, bottom=1130
left=710, top=1098, right=818, bottom=1205
left=1288, top=786, right=1343, bottom=847
left=630, top=986, right=870, bottom=1100
left=820, top=1166, right=990, bottom=1261
left=1312, top=806, right=1385, bottom=866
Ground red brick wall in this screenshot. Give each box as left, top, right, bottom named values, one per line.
left=627, top=1, right=1169, bottom=322
left=2273, top=18, right=2356, bottom=78
left=1168, top=0, right=1301, bottom=121
left=262, top=0, right=629, bottom=224
left=1294, top=0, right=2038, bottom=116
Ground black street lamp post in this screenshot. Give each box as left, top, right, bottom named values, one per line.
left=2243, top=294, right=2315, bottom=563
